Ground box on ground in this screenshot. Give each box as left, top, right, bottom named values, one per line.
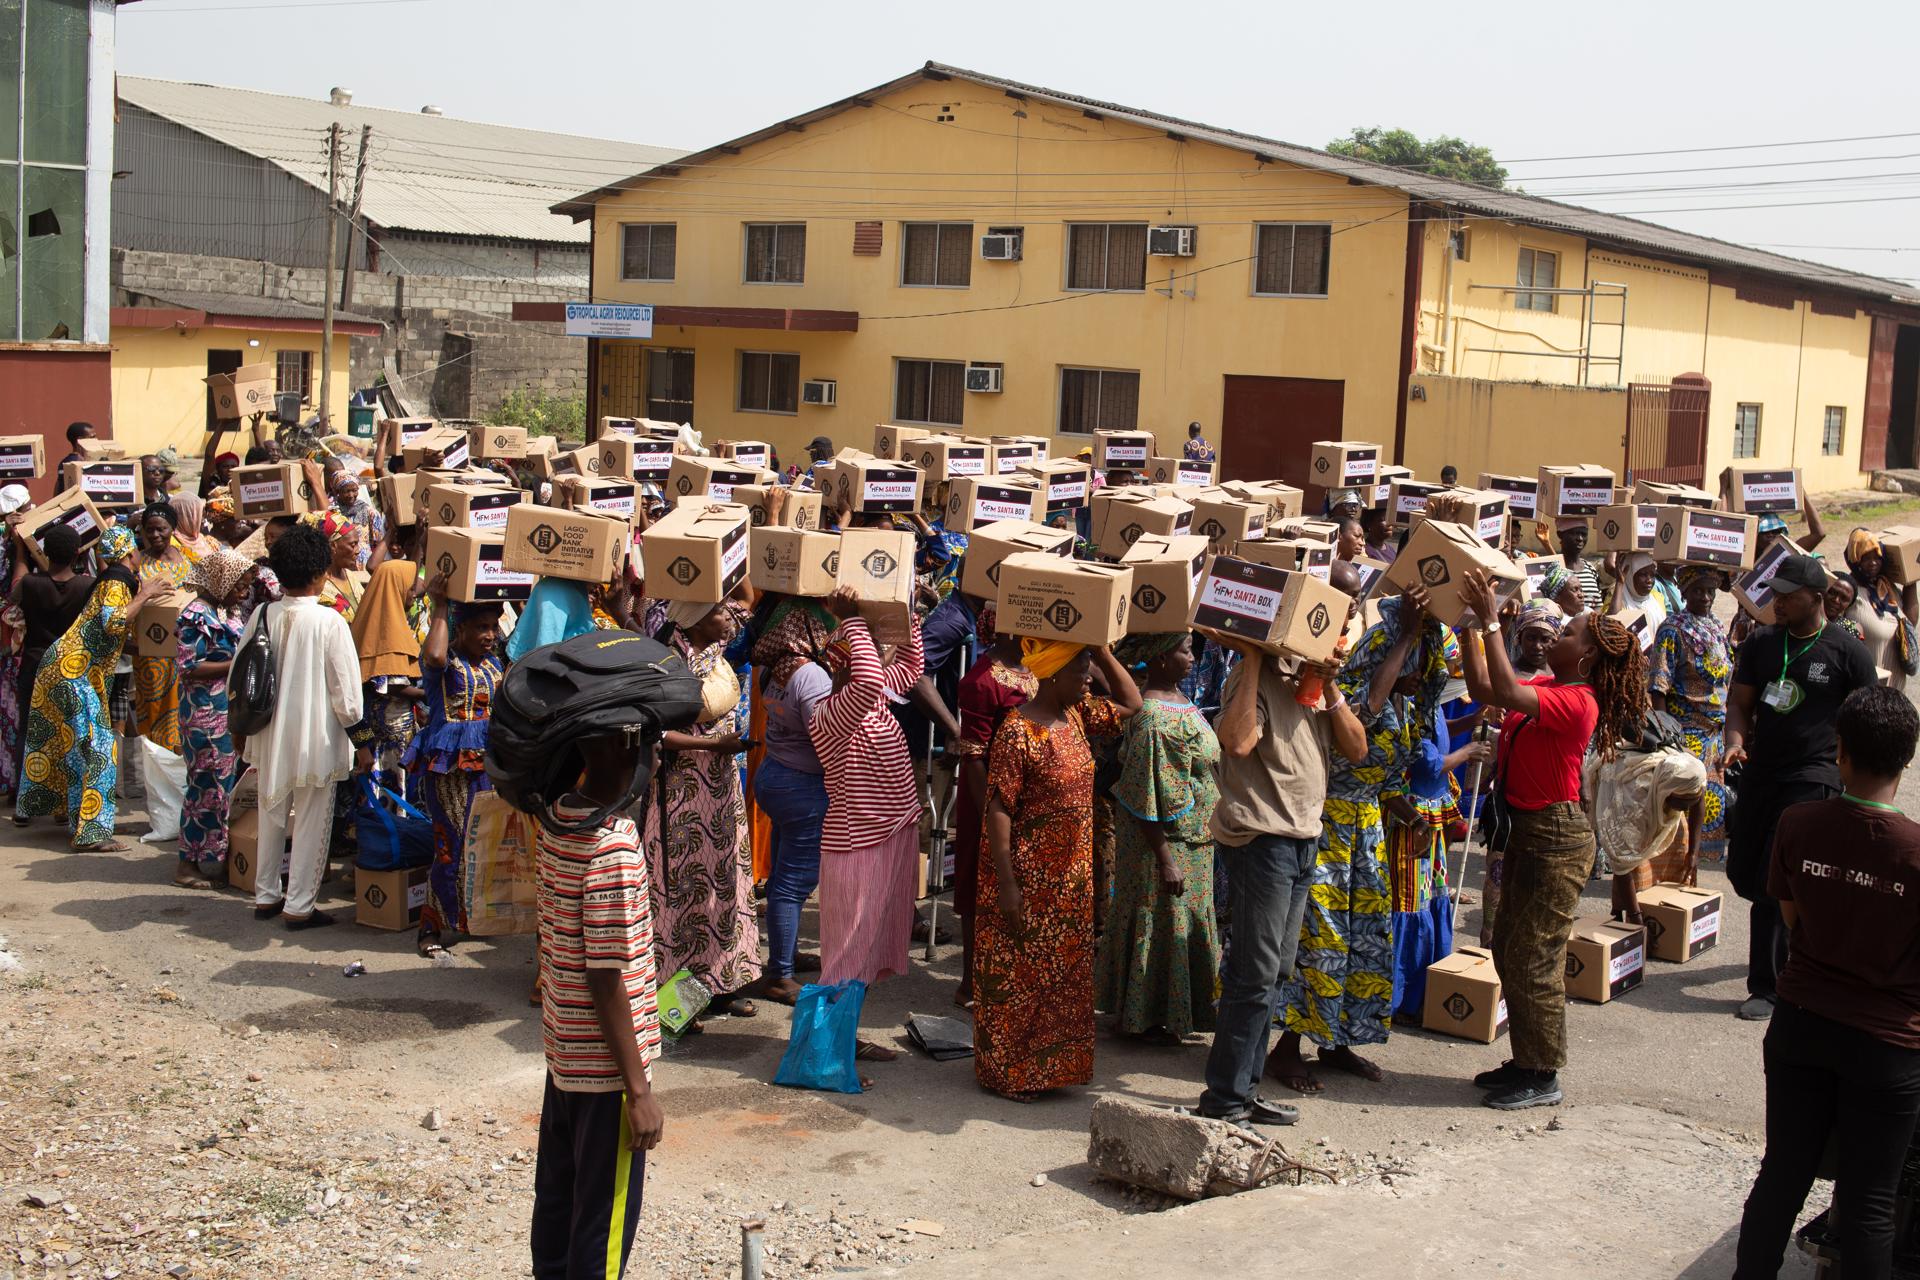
left=16, top=489, right=104, bottom=568
left=1722, top=467, right=1801, bottom=514
left=134, top=587, right=193, bottom=658
left=207, top=364, right=275, bottom=419
left=946, top=476, right=1044, bottom=531
left=227, top=809, right=288, bottom=899
left=501, top=503, right=627, bottom=584
left=643, top=503, right=750, bottom=603
left=1565, top=919, right=1647, bottom=1004
left=836, top=528, right=917, bottom=645
left=1017, top=459, right=1092, bottom=512
left=905, top=436, right=989, bottom=486
left=750, top=527, right=841, bottom=596
left=1633, top=480, right=1716, bottom=509
left=1120, top=534, right=1212, bottom=634
left=1191, top=497, right=1267, bottom=554
left=470, top=424, right=528, bottom=459
left=1872, top=527, right=1920, bottom=584
left=1479, top=473, right=1540, bottom=519
left=1652, top=507, right=1756, bottom=570
left=557, top=474, right=639, bottom=523
left=60, top=459, right=142, bottom=511
left=961, top=519, right=1075, bottom=597
left=426, top=526, right=536, bottom=603
left=1091, top=490, right=1194, bottom=559
left=1188, top=554, right=1348, bottom=662
left=821, top=458, right=923, bottom=514
left=423, top=481, right=520, bottom=531
left=873, top=423, right=931, bottom=461
left=1148, top=455, right=1218, bottom=487
left=1538, top=465, right=1616, bottom=517
left=1094, top=430, right=1155, bottom=473
left=1591, top=503, right=1662, bottom=554
left=1421, top=489, right=1509, bottom=546
left=996, top=554, right=1133, bottom=646
left=1423, top=946, right=1508, bottom=1042
left=1382, top=519, right=1526, bottom=627
left=1639, top=884, right=1722, bottom=962
left=0, top=434, right=45, bottom=480
left=231, top=462, right=317, bottom=520
left=357, top=862, right=431, bottom=931
left=1311, top=440, right=1382, bottom=488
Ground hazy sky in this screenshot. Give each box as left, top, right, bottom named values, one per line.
left=118, top=0, right=1920, bottom=290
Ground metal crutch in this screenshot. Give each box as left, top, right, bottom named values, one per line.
left=1450, top=722, right=1497, bottom=935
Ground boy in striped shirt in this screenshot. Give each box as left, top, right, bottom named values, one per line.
left=531, top=732, right=664, bottom=1280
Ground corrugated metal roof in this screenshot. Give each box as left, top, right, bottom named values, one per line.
left=556, top=61, right=1920, bottom=309
left=117, top=77, right=684, bottom=245
left=123, top=287, right=384, bottom=327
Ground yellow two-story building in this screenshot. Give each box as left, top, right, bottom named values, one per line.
left=552, top=62, right=1920, bottom=494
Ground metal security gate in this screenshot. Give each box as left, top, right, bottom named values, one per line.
left=1625, top=375, right=1711, bottom=486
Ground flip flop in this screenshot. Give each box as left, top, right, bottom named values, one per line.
left=171, top=866, right=214, bottom=891
left=855, top=1040, right=898, bottom=1063
left=1319, top=1047, right=1385, bottom=1082
left=72, top=839, right=130, bottom=853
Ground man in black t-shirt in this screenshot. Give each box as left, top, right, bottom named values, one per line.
left=1726, top=554, right=1879, bottom=1021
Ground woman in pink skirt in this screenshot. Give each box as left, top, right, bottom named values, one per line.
left=810, top=586, right=924, bottom=1082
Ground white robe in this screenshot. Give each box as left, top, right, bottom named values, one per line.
left=239, top=595, right=364, bottom=812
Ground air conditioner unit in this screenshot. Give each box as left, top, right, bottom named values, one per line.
left=800, top=378, right=836, bottom=407
left=980, top=232, right=1022, bottom=261
left=1148, top=226, right=1196, bottom=257
left=964, top=364, right=1003, bottom=394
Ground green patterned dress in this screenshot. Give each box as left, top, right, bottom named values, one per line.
left=1097, top=695, right=1222, bottom=1037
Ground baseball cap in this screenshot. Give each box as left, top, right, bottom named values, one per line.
left=1772, top=554, right=1827, bottom=595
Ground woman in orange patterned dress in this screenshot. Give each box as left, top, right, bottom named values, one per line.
left=974, top=638, right=1140, bottom=1101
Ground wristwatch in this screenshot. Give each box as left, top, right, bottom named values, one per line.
left=1481, top=620, right=1502, bottom=637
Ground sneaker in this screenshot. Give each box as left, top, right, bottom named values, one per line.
left=1473, top=1061, right=1525, bottom=1091
left=1736, top=996, right=1776, bottom=1022
left=1484, top=1072, right=1563, bottom=1111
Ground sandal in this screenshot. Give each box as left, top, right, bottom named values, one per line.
left=171, top=864, right=214, bottom=891
left=855, top=1040, right=898, bottom=1063
left=1319, top=1046, right=1385, bottom=1083
left=72, top=838, right=130, bottom=853
left=417, top=939, right=449, bottom=960
left=711, top=995, right=758, bottom=1018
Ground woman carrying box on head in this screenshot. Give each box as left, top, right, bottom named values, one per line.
left=1842, top=528, right=1919, bottom=691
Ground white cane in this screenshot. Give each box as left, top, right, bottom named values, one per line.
left=1450, top=722, right=1496, bottom=935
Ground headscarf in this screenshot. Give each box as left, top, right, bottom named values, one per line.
left=185, top=546, right=254, bottom=605
left=751, top=597, right=837, bottom=686
left=1515, top=597, right=1566, bottom=639
left=1587, top=749, right=1707, bottom=874
left=1338, top=594, right=1448, bottom=724
left=1536, top=561, right=1573, bottom=605
left=214, top=450, right=240, bottom=470
left=1113, top=631, right=1186, bottom=672
left=1021, top=637, right=1084, bottom=680
left=664, top=599, right=720, bottom=632
left=97, top=523, right=136, bottom=566
left=1757, top=513, right=1789, bottom=536
left=153, top=445, right=181, bottom=472
left=204, top=487, right=236, bottom=524
left=505, top=577, right=597, bottom=662
left=349, top=558, right=422, bottom=681
left=0, top=484, right=28, bottom=515
left=917, top=528, right=968, bottom=602
left=1847, top=527, right=1902, bottom=616
left=974, top=603, right=999, bottom=645
left=170, top=494, right=215, bottom=556
left=307, top=509, right=358, bottom=544
left=1611, top=552, right=1666, bottom=647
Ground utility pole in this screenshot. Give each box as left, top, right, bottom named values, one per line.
left=320, top=121, right=341, bottom=430
left=339, top=124, right=372, bottom=309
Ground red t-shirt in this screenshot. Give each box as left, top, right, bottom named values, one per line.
left=1497, top=676, right=1598, bottom=811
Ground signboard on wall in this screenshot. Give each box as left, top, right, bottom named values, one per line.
left=564, top=304, right=653, bottom=339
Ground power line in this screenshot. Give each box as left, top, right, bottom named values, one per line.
left=1500, top=130, right=1920, bottom=164
left=125, top=0, right=434, bottom=12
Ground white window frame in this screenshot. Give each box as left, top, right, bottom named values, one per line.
left=1822, top=405, right=1846, bottom=457
left=742, top=222, right=806, bottom=286
left=1250, top=222, right=1332, bottom=299
left=892, top=357, right=967, bottom=426
left=1057, top=365, right=1142, bottom=436
left=1733, top=402, right=1762, bottom=459
left=736, top=350, right=801, bottom=416
left=899, top=221, right=973, bottom=289
left=618, top=222, right=676, bottom=283
left=1063, top=222, right=1149, bottom=293
left=1516, top=247, right=1559, bottom=313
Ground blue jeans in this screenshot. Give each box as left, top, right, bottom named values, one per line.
left=756, top=757, right=828, bottom=979
left=1198, top=833, right=1318, bottom=1119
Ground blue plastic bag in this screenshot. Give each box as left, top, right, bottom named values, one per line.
left=353, top=775, right=434, bottom=871
left=773, top=979, right=868, bottom=1094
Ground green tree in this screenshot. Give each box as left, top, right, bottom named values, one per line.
left=1326, top=127, right=1508, bottom=188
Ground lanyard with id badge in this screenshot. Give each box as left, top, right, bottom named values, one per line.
left=1762, top=627, right=1824, bottom=713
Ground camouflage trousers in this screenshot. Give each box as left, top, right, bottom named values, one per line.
left=1490, top=801, right=1594, bottom=1072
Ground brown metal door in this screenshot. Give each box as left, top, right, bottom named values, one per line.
left=206, top=349, right=243, bottom=436
left=645, top=348, right=696, bottom=424
left=1218, top=375, right=1346, bottom=488
left=1625, top=375, right=1710, bottom=486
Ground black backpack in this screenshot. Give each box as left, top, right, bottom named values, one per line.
left=485, top=630, right=705, bottom=833
left=227, top=602, right=278, bottom=739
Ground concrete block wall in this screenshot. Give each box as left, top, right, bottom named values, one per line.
left=112, top=246, right=587, bottom=418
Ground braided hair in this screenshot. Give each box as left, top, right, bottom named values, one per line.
left=1585, top=613, right=1648, bottom=763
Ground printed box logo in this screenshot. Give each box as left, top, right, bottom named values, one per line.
left=144, top=622, right=167, bottom=645
left=493, top=433, right=512, bottom=449
left=1419, top=555, right=1450, bottom=587
left=1565, top=953, right=1586, bottom=980
left=666, top=556, right=700, bottom=586
left=824, top=550, right=841, bottom=576
left=436, top=551, right=457, bottom=577
left=1602, top=518, right=1621, bottom=540
left=1043, top=599, right=1083, bottom=632
left=1307, top=602, right=1331, bottom=636
left=762, top=544, right=779, bottom=571
left=365, top=884, right=389, bottom=909
left=439, top=503, right=456, bottom=525
left=749, top=505, right=768, bottom=527
left=1198, top=519, right=1225, bottom=540
left=1313, top=455, right=1331, bottom=475
left=1120, top=522, right=1144, bottom=546
left=1133, top=583, right=1166, bottom=613
left=1442, top=992, right=1473, bottom=1022
left=674, top=474, right=694, bottom=495
left=860, top=549, right=899, bottom=580
left=527, top=524, right=562, bottom=554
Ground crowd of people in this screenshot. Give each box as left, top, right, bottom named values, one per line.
left=7, top=420, right=1920, bottom=1278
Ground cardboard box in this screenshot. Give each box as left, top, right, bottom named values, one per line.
left=594, top=434, right=674, bottom=482
left=819, top=458, right=923, bottom=515
left=15, top=488, right=104, bottom=568
left=1383, top=519, right=1526, bottom=627
left=552, top=445, right=594, bottom=478
left=874, top=423, right=931, bottom=461
left=230, top=462, right=316, bottom=520
left=1090, top=490, right=1194, bottom=559
left=501, top=503, right=627, bottom=584
left=992, top=433, right=1050, bottom=461
left=1539, top=465, right=1617, bottom=517
left=206, top=364, right=275, bottom=419
left=1094, top=430, right=1156, bottom=473
left=1017, top=459, right=1092, bottom=512
left=945, top=475, right=1044, bottom=531
left=1189, top=555, right=1348, bottom=662
left=723, top=440, right=773, bottom=471
left=905, top=435, right=990, bottom=486
left=988, top=439, right=1042, bottom=475
left=1388, top=477, right=1447, bottom=528
left=356, top=862, right=432, bottom=931
left=1479, top=472, right=1540, bottom=519
left=133, top=587, right=192, bottom=659
left=642, top=502, right=750, bottom=603
left=226, top=810, right=289, bottom=900
left=1310, top=440, right=1383, bottom=488
left=1652, top=506, right=1757, bottom=570
left=522, top=435, right=561, bottom=478
left=402, top=427, right=470, bottom=472
left=1518, top=553, right=1564, bottom=599
left=600, top=415, right=641, bottom=437
left=1120, top=534, right=1212, bottom=634
left=1273, top=517, right=1341, bottom=545
left=750, top=527, right=841, bottom=596
left=1351, top=555, right=1391, bottom=600
left=835, top=528, right=917, bottom=644
left=423, top=481, right=520, bottom=532
left=1147, top=455, right=1218, bottom=487
left=1190, top=497, right=1267, bottom=555
left=1591, top=503, right=1663, bottom=554
left=1632, top=480, right=1716, bottom=509
left=1371, top=464, right=1412, bottom=512
left=1875, top=526, right=1920, bottom=585
left=1723, top=467, right=1801, bottom=514
left=425, top=526, right=536, bottom=603
left=376, top=471, right=417, bottom=525
left=1566, top=918, right=1646, bottom=1003
left=1421, top=489, right=1509, bottom=546
left=996, top=554, right=1133, bottom=646
left=961, top=519, right=1075, bottom=598
left=60, top=459, right=143, bottom=511
left=557, top=475, right=639, bottom=523
left=381, top=417, right=438, bottom=455
left=730, top=484, right=780, bottom=529
left=0, top=434, right=45, bottom=481
left=469, top=423, right=528, bottom=460
left=1238, top=537, right=1335, bottom=582
left=1638, top=883, right=1722, bottom=962
left=1734, top=537, right=1793, bottom=622
left=229, top=766, right=258, bottom=818
left=74, top=438, right=126, bottom=462
left=1422, top=947, right=1509, bottom=1042
left=1221, top=480, right=1306, bottom=524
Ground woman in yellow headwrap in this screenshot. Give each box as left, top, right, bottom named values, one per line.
left=1842, top=527, right=1919, bottom=690
left=974, top=635, right=1142, bottom=1101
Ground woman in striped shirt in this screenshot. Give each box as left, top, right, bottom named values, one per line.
left=809, top=587, right=925, bottom=1081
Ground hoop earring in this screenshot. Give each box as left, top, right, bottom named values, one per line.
left=1578, top=655, right=1594, bottom=677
